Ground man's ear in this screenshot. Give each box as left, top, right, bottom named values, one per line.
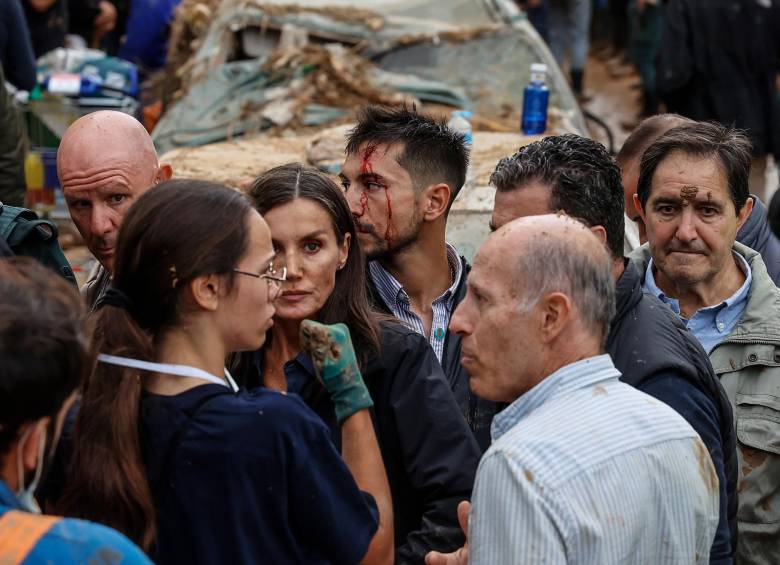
left=537, top=292, right=572, bottom=344
left=157, top=163, right=173, bottom=183
left=188, top=274, right=222, bottom=312
left=21, top=418, right=49, bottom=474
left=589, top=225, right=608, bottom=248
left=633, top=194, right=647, bottom=223
left=422, top=183, right=451, bottom=222
left=736, top=196, right=754, bottom=231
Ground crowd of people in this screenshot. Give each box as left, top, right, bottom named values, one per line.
left=0, top=0, right=779, bottom=564
left=0, top=102, right=777, bottom=564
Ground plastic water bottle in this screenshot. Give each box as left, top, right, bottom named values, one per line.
left=521, top=63, right=549, bottom=135
left=448, top=110, right=475, bottom=189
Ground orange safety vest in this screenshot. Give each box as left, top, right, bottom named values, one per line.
left=0, top=510, right=61, bottom=565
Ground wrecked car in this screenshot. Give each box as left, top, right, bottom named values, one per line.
left=155, top=0, right=588, bottom=259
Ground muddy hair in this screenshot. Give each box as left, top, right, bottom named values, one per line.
left=57, top=180, right=254, bottom=551
left=637, top=121, right=753, bottom=214
left=345, top=104, right=469, bottom=213
left=247, top=163, right=382, bottom=369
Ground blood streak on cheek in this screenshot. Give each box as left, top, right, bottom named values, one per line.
left=384, top=188, right=397, bottom=244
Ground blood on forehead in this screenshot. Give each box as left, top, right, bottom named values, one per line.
left=360, top=145, right=377, bottom=175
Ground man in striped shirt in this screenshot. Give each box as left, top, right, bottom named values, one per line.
left=340, top=105, right=498, bottom=450
left=428, top=214, right=719, bottom=564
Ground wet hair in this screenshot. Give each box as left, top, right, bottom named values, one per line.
left=490, top=134, right=625, bottom=259
left=345, top=105, right=469, bottom=212
left=0, top=258, right=88, bottom=458
left=616, top=114, right=692, bottom=168
left=247, top=163, right=381, bottom=369
left=637, top=121, right=753, bottom=214
left=512, top=227, right=616, bottom=347
left=59, top=180, right=255, bottom=550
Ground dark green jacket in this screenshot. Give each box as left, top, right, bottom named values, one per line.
left=0, top=64, right=27, bottom=206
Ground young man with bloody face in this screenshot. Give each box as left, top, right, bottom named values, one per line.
left=340, top=106, right=497, bottom=450
left=630, top=121, right=780, bottom=565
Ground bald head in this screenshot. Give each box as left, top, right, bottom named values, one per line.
left=58, top=111, right=172, bottom=272
left=450, top=214, right=616, bottom=402
left=486, top=214, right=614, bottom=328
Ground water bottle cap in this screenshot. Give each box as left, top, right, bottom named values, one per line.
left=530, top=63, right=547, bottom=74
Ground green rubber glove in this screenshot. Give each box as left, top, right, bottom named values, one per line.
left=299, top=320, right=373, bottom=423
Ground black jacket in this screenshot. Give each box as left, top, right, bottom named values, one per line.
left=737, top=195, right=780, bottom=285
left=608, top=261, right=738, bottom=564
left=656, top=0, right=780, bottom=156
left=237, top=322, right=482, bottom=564
left=367, top=256, right=500, bottom=451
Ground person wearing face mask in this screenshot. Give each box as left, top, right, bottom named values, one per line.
left=0, top=257, right=150, bottom=563
left=237, top=163, right=482, bottom=564
left=56, top=179, right=394, bottom=564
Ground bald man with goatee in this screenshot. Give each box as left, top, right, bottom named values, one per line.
left=58, top=111, right=172, bottom=308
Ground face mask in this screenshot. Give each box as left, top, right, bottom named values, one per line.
left=15, top=424, right=46, bottom=514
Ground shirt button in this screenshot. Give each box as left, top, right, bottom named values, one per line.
left=717, top=322, right=725, bottom=332
left=434, top=328, right=446, bottom=341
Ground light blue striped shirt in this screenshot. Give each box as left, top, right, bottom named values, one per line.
left=368, top=243, right=463, bottom=361
left=470, top=354, right=720, bottom=565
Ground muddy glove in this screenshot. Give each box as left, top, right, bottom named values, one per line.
left=300, top=320, right=373, bottom=423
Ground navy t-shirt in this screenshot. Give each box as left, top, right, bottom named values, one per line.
left=140, top=384, right=378, bottom=564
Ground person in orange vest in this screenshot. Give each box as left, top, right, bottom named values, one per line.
left=0, top=257, right=151, bottom=564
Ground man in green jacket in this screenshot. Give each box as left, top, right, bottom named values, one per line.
left=629, top=120, right=780, bottom=565
left=0, top=65, right=27, bottom=206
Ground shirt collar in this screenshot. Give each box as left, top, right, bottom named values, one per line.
left=0, top=480, right=21, bottom=510
left=369, top=243, right=463, bottom=307
left=491, top=354, right=620, bottom=440
left=644, top=251, right=753, bottom=313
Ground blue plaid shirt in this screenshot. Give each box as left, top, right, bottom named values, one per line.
left=368, top=244, right=463, bottom=362
left=643, top=252, right=752, bottom=354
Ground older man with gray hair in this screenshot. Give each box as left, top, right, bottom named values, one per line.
left=427, top=214, right=719, bottom=564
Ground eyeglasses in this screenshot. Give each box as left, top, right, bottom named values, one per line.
left=233, top=261, right=287, bottom=296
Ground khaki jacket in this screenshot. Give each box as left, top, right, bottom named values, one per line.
left=631, top=242, right=780, bottom=565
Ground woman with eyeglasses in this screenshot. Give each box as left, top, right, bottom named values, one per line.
left=57, top=180, right=394, bottom=564
left=237, top=164, right=482, bottom=563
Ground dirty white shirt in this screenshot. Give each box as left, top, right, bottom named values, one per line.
left=469, top=355, right=719, bottom=565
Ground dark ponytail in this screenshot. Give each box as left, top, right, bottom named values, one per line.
left=58, top=180, right=253, bottom=550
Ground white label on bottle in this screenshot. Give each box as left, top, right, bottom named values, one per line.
left=48, top=73, right=81, bottom=95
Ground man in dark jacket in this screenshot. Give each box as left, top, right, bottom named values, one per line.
left=1, top=0, right=37, bottom=91
left=736, top=190, right=780, bottom=284
left=656, top=0, right=780, bottom=199
left=339, top=105, right=498, bottom=451
left=489, top=134, right=738, bottom=565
